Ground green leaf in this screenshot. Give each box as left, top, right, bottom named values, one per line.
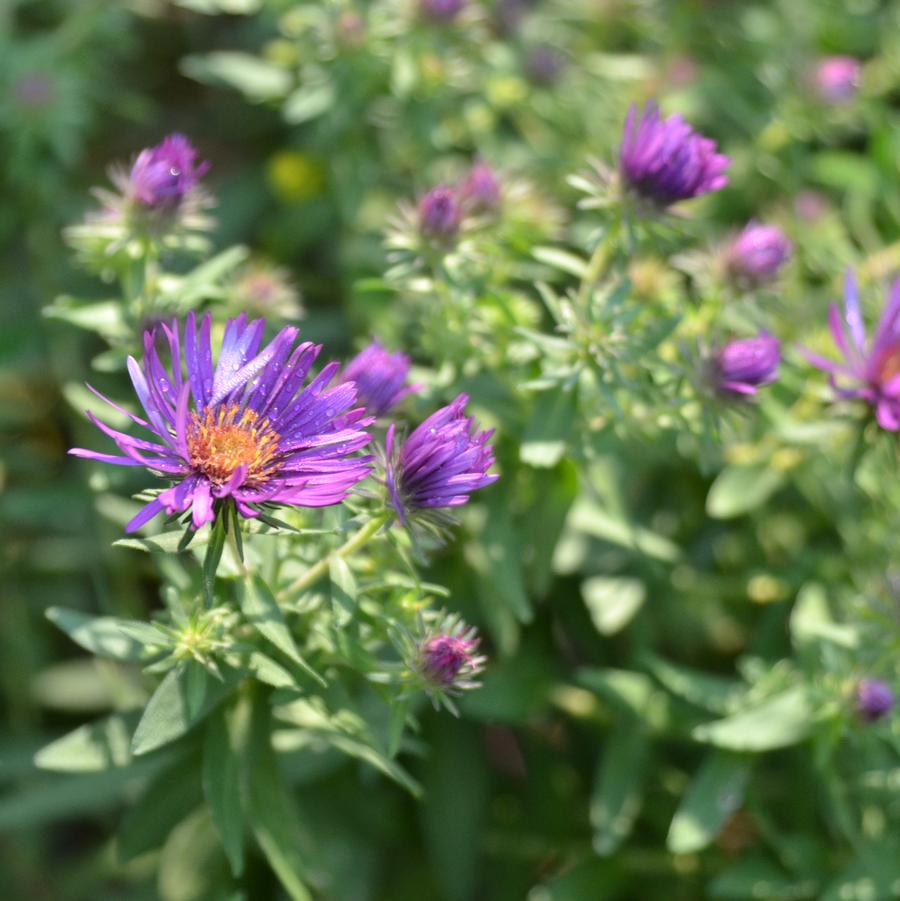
left=116, top=529, right=210, bottom=554
left=643, top=654, right=745, bottom=715
left=329, top=556, right=357, bottom=622
left=693, top=686, right=814, bottom=752
left=35, top=714, right=133, bottom=772
left=241, top=572, right=324, bottom=686
left=46, top=606, right=149, bottom=661
left=667, top=752, right=752, bottom=854
left=533, top=246, right=588, bottom=278
left=790, top=583, right=859, bottom=651
left=283, top=82, right=337, bottom=124
left=591, top=720, right=648, bottom=855
left=43, top=296, right=130, bottom=340
left=203, top=707, right=245, bottom=876
left=581, top=576, right=646, bottom=635
left=158, top=808, right=232, bottom=901
left=710, top=854, right=818, bottom=900
left=520, top=386, right=578, bottom=468
left=181, top=52, right=291, bottom=101
left=131, top=663, right=236, bottom=756
left=118, top=755, right=203, bottom=862
left=204, top=517, right=227, bottom=606
left=706, top=464, right=786, bottom=519
left=246, top=700, right=314, bottom=901
left=569, top=499, right=681, bottom=562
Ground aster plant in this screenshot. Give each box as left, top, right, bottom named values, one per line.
left=802, top=272, right=900, bottom=430
left=711, top=332, right=781, bottom=397
left=70, top=311, right=374, bottom=532
left=340, top=340, right=420, bottom=417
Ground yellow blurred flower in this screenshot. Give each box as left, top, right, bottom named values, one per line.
left=267, top=151, right=325, bottom=203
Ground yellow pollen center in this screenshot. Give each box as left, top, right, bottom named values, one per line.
left=186, top=405, right=281, bottom=486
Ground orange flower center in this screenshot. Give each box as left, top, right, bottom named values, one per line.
left=877, top=346, right=900, bottom=385
left=186, top=405, right=281, bottom=486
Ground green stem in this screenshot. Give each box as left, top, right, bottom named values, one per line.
left=576, top=217, right=621, bottom=309
left=276, top=513, right=389, bottom=604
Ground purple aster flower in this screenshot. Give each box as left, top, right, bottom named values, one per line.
left=812, top=56, right=861, bottom=104
left=620, top=101, right=730, bottom=208
left=801, top=273, right=900, bottom=431
left=421, top=0, right=465, bottom=22
left=725, top=221, right=793, bottom=288
left=128, top=134, right=209, bottom=208
left=385, top=394, right=498, bottom=526
left=340, top=340, right=421, bottom=417
left=70, top=312, right=373, bottom=532
left=856, top=678, right=894, bottom=722
left=460, top=161, right=502, bottom=213
left=712, top=331, right=781, bottom=396
left=418, top=185, right=462, bottom=240
left=420, top=629, right=485, bottom=688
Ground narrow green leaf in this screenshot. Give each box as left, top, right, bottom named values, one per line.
left=533, top=246, right=588, bottom=278
left=706, top=465, right=786, bottom=519
left=203, top=707, right=245, bottom=876
left=581, top=576, right=646, bottom=635
left=667, top=752, right=752, bottom=854
left=330, top=556, right=357, bottom=622
left=204, top=518, right=227, bottom=605
left=132, top=663, right=236, bottom=756
left=591, top=720, right=648, bottom=855
left=241, top=573, right=324, bottom=686
left=643, top=654, right=745, bottom=715
left=520, top=386, right=578, bottom=468
left=693, top=686, right=814, bottom=752
left=46, top=607, right=148, bottom=660
left=35, top=714, right=133, bottom=772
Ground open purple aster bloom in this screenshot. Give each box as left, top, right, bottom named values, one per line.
left=620, top=101, right=730, bottom=207
left=129, top=134, right=209, bottom=208
left=813, top=56, right=861, bottom=104
left=340, top=340, right=421, bottom=417
left=725, top=221, right=793, bottom=288
left=460, top=161, right=502, bottom=213
left=418, top=185, right=462, bottom=239
left=385, top=393, right=498, bottom=526
left=801, top=273, right=900, bottom=430
left=856, top=678, right=893, bottom=722
left=70, top=312, right=373, bottom=532
left=712, top=332, right=781, bottom=396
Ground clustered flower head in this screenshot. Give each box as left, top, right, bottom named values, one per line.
left=385, top=393, right=498, bottom=527
left=70, top=312, right=373, bottom=531
left=128, top=134, right=209, bottom=209
left=460, top=161, right=502, bottom=213
left=812, top=56, right=861, bottom=105
left=712, top=331, right=781, bottom=396
left=340, top=340, right=421, bottom=417
left=620, top=101, right=730, bottom=208
left=725, top=221, right=793, bottom=288
left=420, top=0, right=466, bottom=22
left=856, top=678, right=894, bottom=722
left=418, top=185, right=463, bottom=240
left=802, top=272, right=900, bottom=430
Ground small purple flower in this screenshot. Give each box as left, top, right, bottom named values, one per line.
left=460, top=161, right=502, bottom=212
left=725, top=221, right=793, bottom=287
left=794, top=191, right=829, bottom=222
left=712, top=332, right=781, bottom=396
left=525, top=45, right=565, bottom=85
left=418, top=185, right=462, bottom=240
left=620, top=101, right=730, bottom=208
left=421, top=635, right=480, bottom=685
left=129, top=134, right=209, bottom=208
left=340, top=340, right=421, bottom=417
left=70, top=312, right=373, bottom=531
left=385, top=393, right=498, bottom=526
left=421, top=0, right=465, bottom=22
left=802, top=273, right=900, bottom=431
left=813, top=56, right=861, bottom=105
left=856, top=678, right=894, bottom=722
left=413, top=614, right=486, bottom=709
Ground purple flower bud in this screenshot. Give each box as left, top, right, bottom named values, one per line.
left=418, top=185, right=462, bottom=240
left=856, top=678, right=894, bottom=722
left=129, top=134, right=209, bottom=209
left=341, top=340, right=420, bottom=417
left=813, top=56, right=861, bottom=105
left=794, top=191, right=828, bottom=222
left=725, top=221, right=793, bottom=287
left=385, top=394, right=498, bottom=526
left=421, top=0, right=466, bottom=22
left=620, top=101, right=730, bottom=208
left=525, top=45, right=565, bottom=85
left=713, top=332, right=781, bottom=396
left=421, top=635, right=480, bottom=685
left=460, top=161, right=501, bottom=212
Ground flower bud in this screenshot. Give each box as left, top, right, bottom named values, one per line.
left=812, top=56, right=861, bottom=105
left=418, top=185, right=462, bottom=240
left=712, top=332, right=780, bottom=396
left=725, top=222, right=792, bottom=288
left=421, top=0, right=465, bottom=22
left=856, top=678, right=894, bottom=722
left=460, top=161, right=501, bottom=212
